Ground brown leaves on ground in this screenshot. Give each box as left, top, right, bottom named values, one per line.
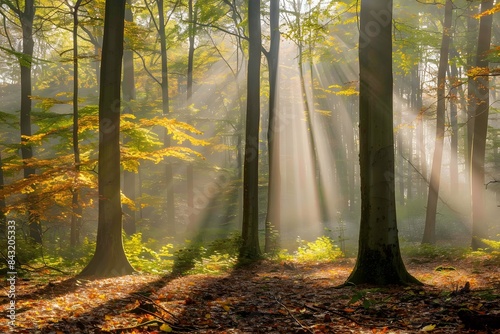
left=1, top=256, right=499, bottom=333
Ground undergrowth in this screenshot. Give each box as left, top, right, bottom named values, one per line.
left=5, top=232, right=498, bottom=278
left=269, top=235, right=344, bottom=263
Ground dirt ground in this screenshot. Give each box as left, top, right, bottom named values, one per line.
left=1, top=255, right=499, bottom=333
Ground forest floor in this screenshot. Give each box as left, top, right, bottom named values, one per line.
left=1, top=254, right=499, bottom=334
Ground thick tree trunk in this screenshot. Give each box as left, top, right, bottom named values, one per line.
left=240, top=0, right=262, bottom=261
left=422, top=0, right=453, bottom=245
left=264, top=0, right=281, bottom=253
left=122, top=0, right=137, bottom=235
left=346, top=0, right=419, bottom=285
left=471, top=0, right=493, bottom=250
left=79, top=0, right=135, bottom=278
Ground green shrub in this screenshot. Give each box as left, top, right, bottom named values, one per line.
left=172, top=234, right=242, bottom=275
left=123, top=233, right=174, bottom=273
left=401, top=243, right=468, bottom=260
left=295, top=236, right=343, bottom=262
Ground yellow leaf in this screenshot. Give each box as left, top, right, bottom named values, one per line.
left=223, top=305, right=230, bottom=312
left=160, top=323, right=172, bottom=332
left=104, top=315, right=112, bottom=321
left=421, top=324, right=436, bottom=332
left=205, top=313, right=211, bottom=319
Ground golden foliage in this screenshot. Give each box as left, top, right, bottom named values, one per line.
left=474, top=3, right=500, bottom=18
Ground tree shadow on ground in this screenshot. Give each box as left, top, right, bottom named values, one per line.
left=10, top=273, right=179, bottom=333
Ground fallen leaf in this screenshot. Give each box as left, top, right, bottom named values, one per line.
left=160, top=323, right=172, bottom=332
left=421, top=324, right=436, bottom=332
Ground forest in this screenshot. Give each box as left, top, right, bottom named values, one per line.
left=0, top=0, right=499, bottom=332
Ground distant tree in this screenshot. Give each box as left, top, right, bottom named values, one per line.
left=68, top=0, right=85, bottom=248
left=240, top=0, right=262, bottom=261
left=79, top=0, right=135, bottom=277
left=470, top=0, right=494, bottom=250
left=466, top=2, right=480, bottom=182
left=346, top=0, right=420, bottom=285
left=186, top=0, right=197, bottom=229
left=157, top=0, right=176, bottom=235
left=422, top=0, right=453, bottom=245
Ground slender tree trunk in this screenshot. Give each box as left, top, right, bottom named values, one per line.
left=186, top=0, right=196, bottom=230
left=71, top=0, right=84, bottom=248
left=449, top=61, right=459, bottom=193
left=157, top=0, right=176, bottom=235
left=79, top=0, right=135, bottom=278
left=264, top=0, right=281, bottom=253
left=122, top=0, right=137, bottom=235
left=414, top=66, right=427, bottom=199
left=471, top=0, right=494, bottom=250
left=346, top=0, right=419, bottom=285
left=422, top=0, right=453, bottom=245
left=466, top=2, right=479, bottom=184
left=239, top=0, right=262, bottom=261
left=18, top=0, right=41, bottom=243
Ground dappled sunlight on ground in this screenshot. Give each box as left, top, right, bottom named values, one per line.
left=1, top=256, right=499, bottom=333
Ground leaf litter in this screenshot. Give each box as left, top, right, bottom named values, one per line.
left=1, top=256, right=499, bottom=333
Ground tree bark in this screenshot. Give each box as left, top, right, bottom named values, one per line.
left=79, top=0, right=135, bottom=278
left=422, top=0, right=453, bottom=245
left=264, top=0, right=281, bottom=253
left=449, top=61, right=459, bottom=193
left=18, top=0, right=41, bottom=243
left=239, top=0, right=262, bottom=261
left=346, top=0, right=420, bottom=285
left=122, top=0, right=137, bottom=235
left=470, top=0, right=494, bottom=250
left=186, top=0, right=197, bottom=230
left=71, top=0, right=84, bottom=248
left=466, top=2, right=479, bottom=184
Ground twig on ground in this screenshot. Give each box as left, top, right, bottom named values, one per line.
left=274, top=295, right=314, bottom=334
left=132, top=292, right=180, bottom=322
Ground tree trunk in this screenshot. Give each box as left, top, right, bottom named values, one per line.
left=18, top=0, right=41, bottom=243
left=466, top=2, right=479, bottom=185
left=186, top=0, right=197, bottom=230
left=79, top=0, right=135, bottom=278
left=264, top=0, right=281, bottom=253
left=122, top=0, right=137, bottom=235
left=71, top=0, right=84, bottom=248
left=346, top=0, right=420, bottom=285
left=422, top=0, right=453, bottom=245
left=157, top=0, right=176, bottom=236
left=239, top=0, right=262, bottom=261
left=449, top=61, right=459, bottom=193
left=471, top=0, right=494, bottom=250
